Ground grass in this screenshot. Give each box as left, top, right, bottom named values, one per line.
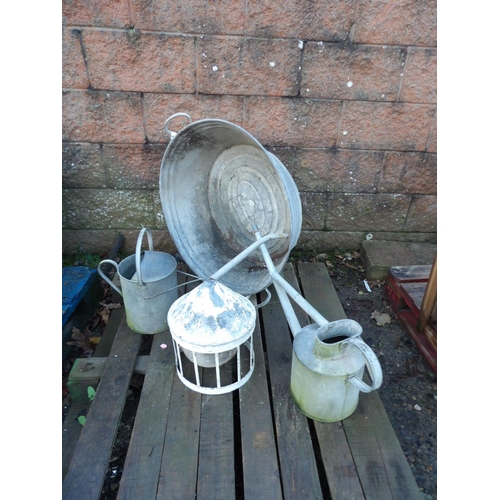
left=62, top=251, right=103, bottom=269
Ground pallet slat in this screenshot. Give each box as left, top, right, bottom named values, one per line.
left=197, top=371, right=235, bottom=499
left=62, top=261, right=426, bottom=500
left=293, top=263, right=365, bottom=500
left=239, top=295, right=283, bottom=499
left=156, top=362, right=202, bottom=499
left=297, top=262, right=423, bottom=500
left=62, top=316, right=142, bottom=500
left=261, top=274, right=324, bottom=499
left=116, top=330, right=176, bottom=500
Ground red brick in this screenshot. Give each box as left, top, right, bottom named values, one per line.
left=297, top=230, right=365, bottom=253
left=143, top=93, right=245, bottom=143
left=82, top=30, right=195, bottom=93
left=338, top=102, right=435, bottom=151
left=294, top=148, right=384, bottom=193
left=245, top=97, right=343, bottom=148
left=247, top=0, right=356, bottom=40
left=354, top=0, right=437, bottom=46
left=197, top=37, right=300, bottom=97
left=63, top=143, right=106, bottom=188
left=102, top=144, right=165, bottom=189
left=399, top=48, right=437, bottom=104
left=325, top=193, right=411, bottom=231
left=404, top=195, right=437, bottom=232
left=62, top=90, right=145, bottom=143
left=427, top=117, right=437, bottom=153
left=302, top=43, right=405, bottom=101
left=266, top=147, right=295, bottom=173
left=62, top=28, right=89, bottom=89
left=62, top=229, right=177, bottom=255
left=379, top=152, right=436, bottom=195
left=130, top=0, right=246, bottom=34
left=63, top=0, right=131, bottom=28
left=300, top=192, right=327, bottom=230
left=62, top=189, right=154, bottom=229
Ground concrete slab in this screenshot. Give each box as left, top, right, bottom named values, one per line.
left=360, top=240, right=437, bottom=280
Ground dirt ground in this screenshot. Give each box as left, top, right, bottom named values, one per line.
left=63, top=251, right=437, bottom=499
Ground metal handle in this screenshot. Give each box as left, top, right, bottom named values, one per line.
left=164, top=112, right=192, bottom=140
left=97, top=259, right=122, bottom=296
left=253, top=288, right=272, bottom=309
left=135, top=228, right=154, bottom=287
left=347, top=337, right=383, bottom=393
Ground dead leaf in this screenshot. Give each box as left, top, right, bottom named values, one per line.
left=371, top=310, right=392, bottom=326
left=99, top=308, right=110, bottom=323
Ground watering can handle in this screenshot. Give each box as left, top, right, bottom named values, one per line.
left=135, top=228, right=154, bottom=287
left=164, top=112, right=192, bottom=140
left=348, top=337, right=383, bottom=393
left=97, top=260, right=123, bottom=296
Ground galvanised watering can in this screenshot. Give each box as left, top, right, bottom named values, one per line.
left=97, top=228, right=178, bottom=334
left=290, top=319, right=383, bottom=422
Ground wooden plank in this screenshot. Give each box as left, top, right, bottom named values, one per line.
left=297, top=262, right=346, bottom=321
left=400, top=282, right=427, bottom=315
left=93, top=307, right=124, bottom=357
left=417, top=256, right=437, bottom=332
left=62, top=316, right=142, bottom=500
left=298, top=262, right=422, bottom=500
left=62, top=307, right=125, bottom=480
left=196, top=368, right=236, bottom=499
left=116, top=329, right=176, bottom=500
left=239, top=295, right=283, bottom=499
left=157, top=271, right=202, bottom=499
left=62, top=401, right=91, bottom=480
left=293, top=263, right=365, bottom=500
left=388, top=265, right=431, bottom=283
left=261, top=265, right=323, bottom=500
left=156, top=360, right=202, bottom=499
left=344, top=392, right=424, bottom=500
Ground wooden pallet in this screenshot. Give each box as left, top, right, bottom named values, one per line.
left=385, top=259, right=437, bottom=373
left=63, top=262, right=424, bottom=500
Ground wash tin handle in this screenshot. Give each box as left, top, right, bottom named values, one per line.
left=347, top=337, right=383, bottom=393
left=135, top=228, right=154, bottom=287
left=164, top=112, right=192, bottom=140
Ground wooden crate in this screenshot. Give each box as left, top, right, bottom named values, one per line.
left=385, top=259, right=437, bottom=373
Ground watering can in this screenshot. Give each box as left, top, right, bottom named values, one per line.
left=290, top=320, right=383, bottom=422
left=97, top=228, right=178, bottom=334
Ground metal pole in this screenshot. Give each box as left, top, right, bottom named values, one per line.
left=209, top=232, right=289, bottom=281
left=254, top=230, right=329, bottom=333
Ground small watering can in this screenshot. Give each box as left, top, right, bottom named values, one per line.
left=97, top=228, right=178, bottom=334
left=290, top=319, right=383, bottom=423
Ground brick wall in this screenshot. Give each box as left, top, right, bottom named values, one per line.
left=62, top=0, right=437, bottom=256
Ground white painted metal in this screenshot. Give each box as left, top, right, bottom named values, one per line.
left=167, top=279, right=256, bottom=394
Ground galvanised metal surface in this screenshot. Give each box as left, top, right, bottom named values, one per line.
left=98, top=228, right=178, bottom=334
left=159, top=113, right=302, bottom=296
left=290, top=320, right=383, bottom=423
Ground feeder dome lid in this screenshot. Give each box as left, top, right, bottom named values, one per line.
left=167, top=279, right=256, bottom=352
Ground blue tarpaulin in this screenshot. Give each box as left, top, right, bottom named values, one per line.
left=62, top=266, right=97, bottom=327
